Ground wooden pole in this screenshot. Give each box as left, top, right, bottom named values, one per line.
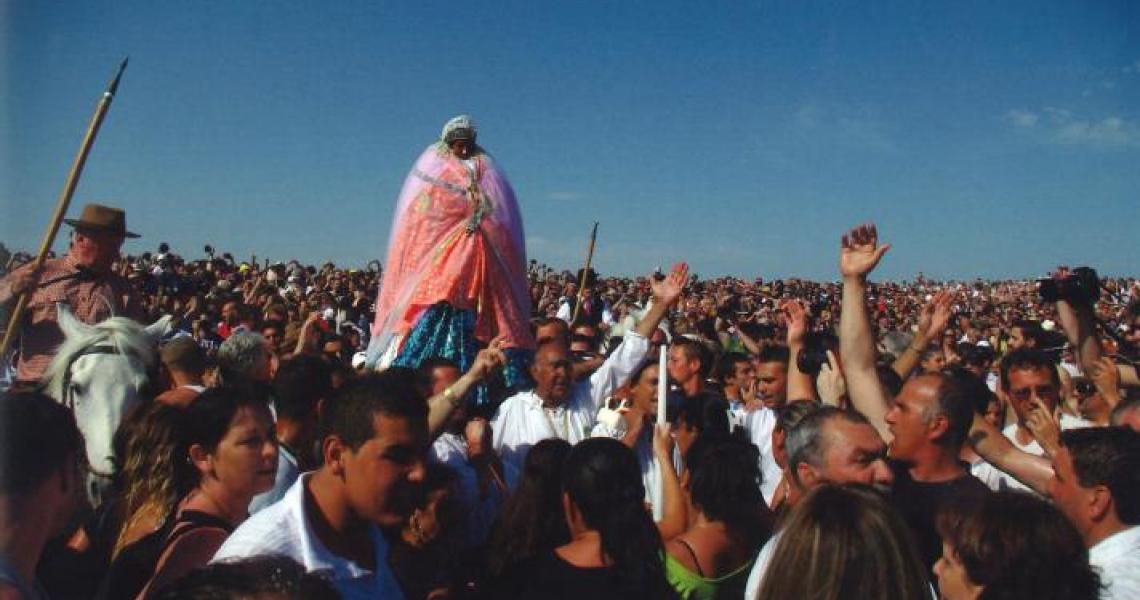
left=0, top=58, right=129, bottom=359
left=570, top=222, right=599, bottom=325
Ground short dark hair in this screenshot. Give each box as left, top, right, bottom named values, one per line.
left=532, top=317, right=569, bottom=344
left=183, top=386, right=271, bottom=454
left=715, top=352, right=752, bottom=384
left=260, top=318, right=285, bottom=337
left=0, top=392, right=82, bottom=495
left=1061, top=427, right=1140, bottom=525
left=686, top=433, right=766, bottom=538
left=756, top=344, right=790, bottom=365
left=152, top=555, right=339, bottom=600
left=876, top=365, right=904, bottom=398
left=320, top=371, right=428, bottom=451
left=1000, top=348, right=1060, bottom=391
left=945, top=366, right=995, bottom=417
left=672, top=337, right=712, bottom=377
left=1011, top=319, right=1043, bottom=346
left=273, top=355, right=332, bottom=423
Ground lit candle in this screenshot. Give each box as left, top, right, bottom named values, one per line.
left=657, top=344, right=667, bottom=426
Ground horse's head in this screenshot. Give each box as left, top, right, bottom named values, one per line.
left=43, top=305, right=171, bottom=500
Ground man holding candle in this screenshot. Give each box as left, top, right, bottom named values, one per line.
left=491, top=263, right=689, bottom=475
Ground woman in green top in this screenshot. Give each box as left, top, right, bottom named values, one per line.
left=664, top=433, right=773, bottom=599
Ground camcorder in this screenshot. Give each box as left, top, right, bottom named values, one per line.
left=796, top=346, right=829, bottom=376
left=958, top=343, right=995, bottom=367
left=1037, top=267, right=1099, bottom=304
left=796, top=331, right=839, bottom=376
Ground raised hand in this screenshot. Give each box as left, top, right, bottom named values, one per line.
left=840, top=223, right=890, bottom=281
left=917, top=290, right=953, bottom=342
left=1088, top=356, right=1122, bottom=407
left=781, top=299, right=809, bottom=347
left=1025, top=397, right=1062, bottom=457
left=650, top=262, right=690, bottom=306
left=470, top=335, right=508, bottom=380
left=817, top=350, right=847, bottom=407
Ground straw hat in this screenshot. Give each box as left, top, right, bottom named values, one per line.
left=63, top=203, right=139, bottom=238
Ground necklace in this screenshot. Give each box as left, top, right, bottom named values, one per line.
left=541, top=404, right=571, bottom=440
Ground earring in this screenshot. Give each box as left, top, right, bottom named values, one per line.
left=410, top=513, right=427, bottom=546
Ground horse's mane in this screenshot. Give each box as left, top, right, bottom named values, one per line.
left=43, top=316, right=157, bottom=398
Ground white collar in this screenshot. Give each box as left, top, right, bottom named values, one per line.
left=522, top=390, right=565, bottom=412
left=289, top=474, right=389, bottom=578
left=1090, top=525, right=1140, bottom=564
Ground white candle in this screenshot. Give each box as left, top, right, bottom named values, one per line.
left=657, top=344, right=667, bottom=426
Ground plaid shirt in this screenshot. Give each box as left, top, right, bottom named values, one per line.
left=0, top=254, right=141, bottom=383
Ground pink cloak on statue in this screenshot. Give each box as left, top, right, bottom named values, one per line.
left=369, top=142, right=534, bottom=359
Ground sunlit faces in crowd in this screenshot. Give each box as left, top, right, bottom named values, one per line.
left=1005, top=364, right=1060, bottom=426
left=529, top=341, right=574, bottom=405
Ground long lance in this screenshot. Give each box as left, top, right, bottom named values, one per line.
left=1, top=58, right=129, bottom=360
left=570, top=222, right=599, bottom=325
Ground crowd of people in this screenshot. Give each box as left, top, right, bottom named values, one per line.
left=2, top=212, right=1140, bottom=599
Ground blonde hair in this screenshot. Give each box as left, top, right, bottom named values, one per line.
left=112, top=403, right=190, bottom=557
left=756, top=484, right=928, bottom=600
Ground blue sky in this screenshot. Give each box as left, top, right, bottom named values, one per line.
left=3, top=1, right=1137, bottom=280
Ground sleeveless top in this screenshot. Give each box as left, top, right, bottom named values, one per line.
left=664, top=540, right=755, bottom=600
left=96, top=509, right=233, bottom=600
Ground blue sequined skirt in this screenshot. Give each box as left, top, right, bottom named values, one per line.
left=390, top=303, right=532, bottom=405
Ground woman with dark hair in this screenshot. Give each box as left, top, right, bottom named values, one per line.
left=665, top=434, right=772, bottom=599
left=934, top=491, right=1101, bottom=600
left=499, top=437, right=676, bottom=599
left=138, top=386, right=278, bottom=598
left=756, top=484, right=929, bottom=600
left=388, top=463, right=462, bottom=600
left=484, top=438, right=572, bottom=580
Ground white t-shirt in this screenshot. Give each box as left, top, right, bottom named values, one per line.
left=971, top=414, right=1092, bottom=493
left=739, top=406, right=783, bottom=505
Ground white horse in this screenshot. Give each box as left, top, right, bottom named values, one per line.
left=42, top=305, right=171, bottom=502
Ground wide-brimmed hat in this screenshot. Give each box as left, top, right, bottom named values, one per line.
left=63, top=203, right=140, bottom=238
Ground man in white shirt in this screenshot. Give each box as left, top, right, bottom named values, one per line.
left=214, top=372, right=428, bottom=600
left=492, top=262, right=688, bottom=473
left=973, top=349, right=1092, bottom=492
left=1049, top=427, right=1140, bottom=600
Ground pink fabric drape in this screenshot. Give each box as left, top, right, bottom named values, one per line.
left=371, top=143, right=534, bottom=354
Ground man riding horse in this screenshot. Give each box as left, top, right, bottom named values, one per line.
left=0, top=203, right=143, bottom=388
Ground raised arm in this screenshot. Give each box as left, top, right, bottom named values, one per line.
left=892, top=291, right=952, bottom=379
left=1051, top=267, right=1103, bottom=372
left=653, top=423, right=687, bottom=539
left=427, top=339, right=506, bottom=438
left=635, top=263, right=688, bottom=339
left=581, top=263, right=688, bottom=415
left=966, top=413, right=1054, bottom=494
left=838, top=224, right=893, bottom=442
left=782, top=300, right=818, bottom=402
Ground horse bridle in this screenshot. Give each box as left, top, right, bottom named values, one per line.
left=60, top=344, right=122, bottom=410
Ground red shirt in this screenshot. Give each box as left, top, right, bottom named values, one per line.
left=0, top=255, right=142, bottom=383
